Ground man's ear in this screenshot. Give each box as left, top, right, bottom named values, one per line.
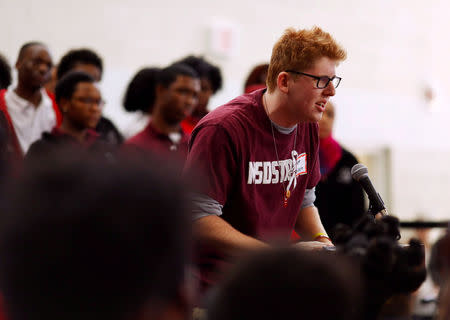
left=15, top=58, right=22, bottom=70
left=156, top=84, right=167, bottom=98
left=277, top=72, right=290, bottom=94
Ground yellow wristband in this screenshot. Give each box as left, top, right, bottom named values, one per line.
left=313, top=233, right=331, bottom=242
left=315, top=235, right=331, bottom=241
left=312, top=232, right=327, bottom=240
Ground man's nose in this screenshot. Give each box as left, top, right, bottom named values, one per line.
left=187, top=94, right=198, bottom=107
left=92, top=104, right=102, bottom=113
left=324, top=82, right=336, bottom=96
left=38, top=63, right=50, bottom=74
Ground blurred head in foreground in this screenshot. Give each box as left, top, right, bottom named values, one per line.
left=208, top=247, right=362, bottom=320
left=0, top=151, right=193, bottom=320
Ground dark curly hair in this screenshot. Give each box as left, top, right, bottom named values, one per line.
left=172, top=55, right=222, bottom=93
left=208, top=248, right=362, bottom=320
left=0, top=53, right=12, bottom=90
left=122, top=67, right=161, bottom=113
left=57, top=49, right=103, bottom=80
left=54, top=71, right=95, bottom=105
left=244, top=63, right=269, bottom=92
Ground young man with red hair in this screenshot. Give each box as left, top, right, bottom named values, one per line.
left=184, top=26, right=347, bottom=293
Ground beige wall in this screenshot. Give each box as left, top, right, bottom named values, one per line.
left=2, top=0, right=450, bottom=219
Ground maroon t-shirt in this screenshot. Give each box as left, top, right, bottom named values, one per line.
left=125, top=121, right=189, bottom=162
left=184, top=89, right=321, bottom=290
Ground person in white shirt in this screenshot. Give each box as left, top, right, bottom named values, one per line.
left=0, top=42, right=60, bottom=156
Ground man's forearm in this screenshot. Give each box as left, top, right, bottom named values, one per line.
left=194, top=215, right=268, bottom=257
left=295, top=206, right=332, bottom=244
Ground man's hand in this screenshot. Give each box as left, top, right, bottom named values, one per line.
left=314, top=235, right=333, bottom=245
left=294, top=241, right=333, bottom=251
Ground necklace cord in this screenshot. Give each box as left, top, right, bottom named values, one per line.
left=263, top=94, right=298, bottom=205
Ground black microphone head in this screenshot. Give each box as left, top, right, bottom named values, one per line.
left=351, top=163, right=369, bottom=182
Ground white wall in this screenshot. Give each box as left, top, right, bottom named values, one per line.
left=2, top=0, right=450, bottom=219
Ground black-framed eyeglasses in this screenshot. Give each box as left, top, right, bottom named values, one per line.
left=72, top=97, right=105, bottom=108
left=285, top=70, right=341, bottom=89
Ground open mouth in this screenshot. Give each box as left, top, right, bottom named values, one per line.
left=315, top=102, right=326, bottom=112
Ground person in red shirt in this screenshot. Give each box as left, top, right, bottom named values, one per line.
left=126, top=64, right=200, bottom=165
left=173, top=56, right=222, bottom=134
left=121, top=67, right=161, bottom=137
left=243, top=63, right=269, bottom=94
left=184, top=26, right=347, bottom=293
left=0, top=53, right=14, bottom=179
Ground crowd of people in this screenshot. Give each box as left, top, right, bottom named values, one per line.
left=0, top=26, right=449, bottom=320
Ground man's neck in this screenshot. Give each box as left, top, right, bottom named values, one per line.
left=60, top=120, right=87, bottom=142
left=151, top=111, right=180, bottom=135
left=14, top=84, right=43, bottom=107
left=263, top=91, right=297, bottom=128
left=191, top=107, right=207, bottom=119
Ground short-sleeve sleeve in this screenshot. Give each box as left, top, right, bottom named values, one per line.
left=183, top=124, right=238, bottom=206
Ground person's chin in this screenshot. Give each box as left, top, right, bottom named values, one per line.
left=312, top=110, right=324, bottom=122
left=33, top=77, right=48, bottom=87
left=304, top=115, right=321, bottom=123
left=31, top=82, right=44, bottom=90
left=166, top=117, right=183, bottom=126
left=88, top=121, right=99, bottom=129
left=316, top=113, right=324, bottom=122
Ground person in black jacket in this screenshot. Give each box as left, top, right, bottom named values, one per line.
left=55, top=48, right=124, bottom=145
left=315, top=101, right=366, bottom=236
left=26, top=71, right=106, bottom=161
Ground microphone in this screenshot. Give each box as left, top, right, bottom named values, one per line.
left=351, top=163, right=388, bottom=216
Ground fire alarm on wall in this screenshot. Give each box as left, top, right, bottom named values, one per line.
left=207, top=18, right=240, bottom=59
